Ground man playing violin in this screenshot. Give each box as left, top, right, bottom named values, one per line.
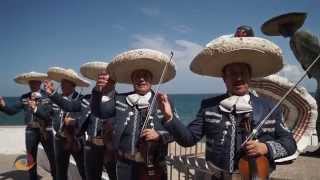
left=91, top=49, right=178, bottom=180
left=158, top=26, right=297, bottom=179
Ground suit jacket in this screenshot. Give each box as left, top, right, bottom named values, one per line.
left=164, top=93, right=297, bottom=172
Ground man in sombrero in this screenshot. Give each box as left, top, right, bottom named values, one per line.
left=158, top=26, right=297, bottom=179
left=0, top=72, right=56, bottom=180
left=33, top=67, right=89, bottom=180
left=92, top=49, right=178, bottom=180
left=42, top=62, right=117, bottom=180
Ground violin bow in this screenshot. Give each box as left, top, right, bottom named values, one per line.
left=241, top=52, right=320, bottom=147
left=140, top=51, right=174, bottom=134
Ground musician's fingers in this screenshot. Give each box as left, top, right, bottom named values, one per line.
left=141, top=130, right=150, bottom=137
left=245, top=144, right=256, bottom=150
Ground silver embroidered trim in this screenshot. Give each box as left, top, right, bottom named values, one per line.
left=81, top=103, right=89, bottom=108
left=205, top=111, right=222, bottom=117
left=157, top=114, right=164, bottom=119
left=115, top=106, right=126, bottom=112
left=116, top=100, right=128, bottom=108
left=262, top=127, right=275, bottom=133
left=229, top=114, right=236, bottom=172
left=81, top=99, right=90, bottom=106
left=205, top=118, right=221, bottom=123
left=131, top=107, right=138, bottom=155
left=265, top=119, right=276, bottom=124
left=266, top=141, right=288, bottom=159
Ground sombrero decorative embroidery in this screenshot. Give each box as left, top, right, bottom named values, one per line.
left=14, top=72, right=48, bottom=85
left=47, top=67, right=90, bottom=87
left=190, top=36, right=283, bottom=78
left=108, top=49, right=176, bottom=84
left=250, top=74, right=318, bottom=153
left=261, top=12, right=307, bottom=37
left=80, top=61, right=110, bottom=81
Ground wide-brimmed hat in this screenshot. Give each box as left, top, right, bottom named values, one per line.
left=80, top=61, right=112, bottom=81
left=108, top=49, right=176, bottom=84
left=190, top=36, right=283, bottom=78
left=47, top=67, right=90, bottom=87
left=250, top=74, right=318, bottom=153
left=14, top=72, right=48, bottom=85
left=261, top=12, right=307, bottom=37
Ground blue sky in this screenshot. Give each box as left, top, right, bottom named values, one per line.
left=0, top=0, right=319, bottom=96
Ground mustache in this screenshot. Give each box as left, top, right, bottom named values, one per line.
left=232, top=80, right=245, bottom=86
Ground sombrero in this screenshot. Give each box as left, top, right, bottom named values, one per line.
left=108, top=49, right=176, bottom=84
left=47, top=67, right=90, bottom=87
left=261, top=12, right=307, bottom=37
left=80, top=61, right=111, bottom=81
left=250, top=74, right=318, bottom=153
left=14, top=72, right=48, bottom=85
left=190, top=36, right=283, bottom=78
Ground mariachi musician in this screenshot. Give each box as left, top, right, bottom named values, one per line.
left=92, top=49, right=178, bottom=180
left=34, top=67, right=89, bottom=180
left=43, top=62, right=117, bottom=180
left=158, top=26, right=297, bottom=179
left=0, top=72, right=56, bottom=180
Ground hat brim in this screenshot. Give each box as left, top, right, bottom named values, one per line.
left=109, top=49, right=176, bottom=84
left=14, top=72, right=48, bottom=85
left=250, top=74, right=317, bottom=152
left=190, top=37, right=283, bottom=78
left=261, top=12, right=307, bottom=36
left=48, top=67, right=90, bottom=87
left=80, top=61, right=109, bottom=81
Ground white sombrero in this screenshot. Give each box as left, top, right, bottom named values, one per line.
left=47, top=67, right=90, bottom=87
left=250, top=74, right=318, bottom=153
left=14, top=72, right=48, bottom=85
left=190, top=36, right=284, bottom=78
left=108, top=49, right=176, bottom=84
left=80, top=61, right=111, bottom=81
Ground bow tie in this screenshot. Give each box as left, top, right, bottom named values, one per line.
left=219, top=94, right=252, bottom=114
left=126, top=92, right=152, bottom=109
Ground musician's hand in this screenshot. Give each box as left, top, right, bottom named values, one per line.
left=156, top=93, right=173, bottom=122
left=141, top=129, right=160, bottom=142
left=0, top=96, right=6, bottom=108
left=244, top=140, right=268, bottom=157
left=43, top=80, right=55, bottom=95
left=64, top=116, right=76, bottom=126
left=96, top=72, right=114, bottom=93
left=27, top=98, right=37, bottom=112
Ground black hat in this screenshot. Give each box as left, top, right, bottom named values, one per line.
left=235, top=25, right=255, bottom=37
left=261, top=12, right=307, bottom=37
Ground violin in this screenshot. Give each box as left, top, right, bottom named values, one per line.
left=62, top=113, right=81, bottom=152
left=238, top=113, right=270, bottom=180
left=137, top=52, right=174, bottom=180
left=137, top=109, right=164, bottom=180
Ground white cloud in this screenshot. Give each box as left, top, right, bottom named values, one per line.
left=173, top=25, right=192, bottom=33
left=128, top=34, right=226, bottom=94
left=277, top=64, right=317, bottom=92
left=140, top=7, right=160, bottom=17
left=277, top=64, right=304, bottom=82
left=130, top=34, right=203, bottom=69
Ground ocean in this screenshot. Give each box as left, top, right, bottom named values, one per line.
left=0, top=94, right=220, bottom=125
